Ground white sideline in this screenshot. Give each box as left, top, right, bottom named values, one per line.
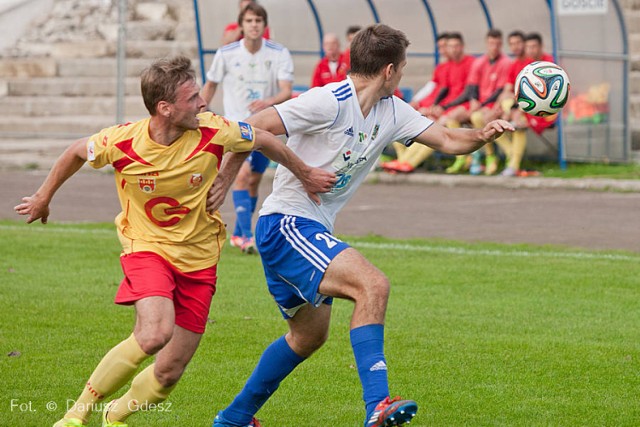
left=3, top=224, right=638, bottom=262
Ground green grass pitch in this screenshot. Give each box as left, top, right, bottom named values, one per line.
left=1, top=220, right=639, bottom=426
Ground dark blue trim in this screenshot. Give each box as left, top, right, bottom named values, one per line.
left=546, top=0, right=565, bottom=169
left=418, top=0, right=440, bottom=64
left=193, top=0, right=206, bottom=85
left=477, top=0, right=493, bottom=29
left=306, top=0, right=324, bottom=57
left=365, top=0, right=380, bottom=23
left=611, top=0, right=630, bottom=161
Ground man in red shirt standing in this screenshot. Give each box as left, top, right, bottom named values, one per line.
left=311, top=33, right=349, bottom=88
left=341, top=25, right=361, bottom=71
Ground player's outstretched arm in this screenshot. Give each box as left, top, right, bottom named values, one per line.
left=14, top=137, right=88, bottom=224
left=415, top=119, right=515, bottom=155
left=252, top=127, right=336, bottom=205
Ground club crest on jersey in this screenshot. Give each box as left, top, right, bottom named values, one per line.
left=139, top=178, right=156, bottom=193
left=265, top=60, right=272, bottom=70
left=188, top=173, right=203, bottom=188
left=238, top=122, right=253, bottom=141
left=358, top=132, right=367, bottom=143
left=371, top=124, right=380, bottom=141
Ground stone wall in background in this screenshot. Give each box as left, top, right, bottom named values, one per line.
left=1, top=0, right=196, bottom=58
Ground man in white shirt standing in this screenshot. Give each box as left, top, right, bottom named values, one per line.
left=209, top=24, right=514, bottom=427
left=201, top=2, right=293, bottom=254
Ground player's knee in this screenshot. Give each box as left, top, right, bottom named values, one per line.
left=289, top=329, right=329, bottom=356
left=361, top=273, right=390, bottom=303
left=234, top=165, right=251, bottom=190
left=136, top=328, right=173, bottom=355
left=154, top=363, right=184, bottom=388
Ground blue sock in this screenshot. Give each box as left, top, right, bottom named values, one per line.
left=250, top=196, right=258, bottom=214
left=220, top=336, right=305, bottom=425
left=350, top=324, right=389, bottom=418
left=232, top=190, right=253, bottom=238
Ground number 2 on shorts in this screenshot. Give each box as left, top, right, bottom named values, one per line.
left=315, top=232, right=341, bottom=249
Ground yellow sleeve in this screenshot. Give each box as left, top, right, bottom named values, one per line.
left=198, top=112, right=255, bottom=154
left=86, top=126, right=118, bottom=169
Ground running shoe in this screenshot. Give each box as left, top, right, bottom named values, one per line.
left=213, top=412, right=262, bottom=427
left=241, top=237, right=257, bottom=255
left=230, top=235, right=245, bottom=248
left=53, top=419, right=85, bottom=427
left=102, top=400, right=127, bottom=427
left=364, top=396, right=418, bottom=427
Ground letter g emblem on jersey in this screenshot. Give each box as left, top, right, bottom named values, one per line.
left=144, top=197, right=191, bottom=227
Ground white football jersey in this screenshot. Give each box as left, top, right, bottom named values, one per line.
left=260, top=77, right=433, bottom=231
left=206, top=39, right=294, bottom=121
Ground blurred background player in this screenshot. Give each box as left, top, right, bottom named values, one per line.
left=408, top=32, right=450, bottom=112
left=311, top=33, right=349, bottom=88
left=383, top=32, right=475, bottom=173
left=341, top=25, right=362, bottom=70
left=202, top=3, right=293, bottom=253
left=221, top=0, right=270, bottom=45
left=497, top=31, right=555, bottom=176
left=443, top=29, right=511, bottom=175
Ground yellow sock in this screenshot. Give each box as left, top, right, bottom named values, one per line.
left=446, top=119, right=461, bottom=129
left=65, top=334, right=150, bottom=423
left=484, top=142, right=495, bottom=156
left=508, top=130, right=527, bottom=170
left=403, top=144, right=434, bottom=168
left=106, top=364, right=176, bottom=422
left=494, top=134, right=512, bottom=161
left=470, top=111, right=484, bottom=129
left=392, top=141, right=407, bottom=161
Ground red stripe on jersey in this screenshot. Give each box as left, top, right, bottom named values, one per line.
left=184, top=127, right=221, bottom=165
left=203, top=142, right=224, bottom=170
left=113, top=156, right=135, bottom=172
left=115, top=138, right=154, bottom=166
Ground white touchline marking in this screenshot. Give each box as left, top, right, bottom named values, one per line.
left=350, top=241, right=640, bottom=262
left=2, top=224, right=638, bottom=262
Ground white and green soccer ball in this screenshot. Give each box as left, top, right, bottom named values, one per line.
left=515, top=61, right=570, bottom=117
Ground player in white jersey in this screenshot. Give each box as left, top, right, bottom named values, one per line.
left=208, top=24, right=514, bottom=427
left=201, top=2, right=293, bottom=254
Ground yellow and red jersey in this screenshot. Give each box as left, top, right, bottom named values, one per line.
left=87, top=112, right=255, bottom=272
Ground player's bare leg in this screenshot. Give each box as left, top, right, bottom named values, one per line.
left=319, top=248, right=417, bottom=426
left=104, top=325, right=202, bottom=423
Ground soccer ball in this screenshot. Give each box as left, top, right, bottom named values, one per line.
left=514, top=61, right=570, bottom=116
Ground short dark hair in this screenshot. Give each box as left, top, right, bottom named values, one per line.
left=486, top=29, right=503, bottom=39
left=508, top=30, right=525, bottom=41
left=437, top=32, right=450, bottom=42
left=346, top=25, right=362, bottom=37
left=238, top=2, right=268, bottom=27
left=448, top=32, right=464, bottom=44
left=140, top=56, right=196, bottom=115
left=525, top=32, right=543, bottom=44
left=349, top=24, right=410, bottom=77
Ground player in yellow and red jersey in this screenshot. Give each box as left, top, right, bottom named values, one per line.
left=15, top=55, right=335, bottom=427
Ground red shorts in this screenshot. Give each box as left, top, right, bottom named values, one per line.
left=116, top=252, right=217, bottom=334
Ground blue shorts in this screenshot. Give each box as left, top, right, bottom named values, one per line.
left=256, top=214, right=350, bottom=319
left=247, top=151, right=270, bottom=174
